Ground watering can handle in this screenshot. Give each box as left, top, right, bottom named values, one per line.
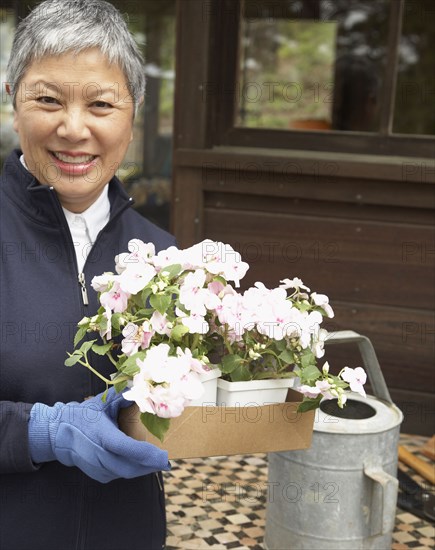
left=363, top=459, right=399, bottom=536
left=324, top=330, right=392, bottom=404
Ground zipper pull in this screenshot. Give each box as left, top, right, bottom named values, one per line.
left=78, top=272, right=89, bottom=306
left=155, top=472, right=163, bottom=491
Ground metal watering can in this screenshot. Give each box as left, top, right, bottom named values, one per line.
left=264, top=330, right=404, bottom=550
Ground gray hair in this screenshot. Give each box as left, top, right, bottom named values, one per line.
left=6, top=0, right=145, bottom=114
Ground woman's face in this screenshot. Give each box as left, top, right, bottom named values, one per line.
left=12, top=48, right=135, bottom=212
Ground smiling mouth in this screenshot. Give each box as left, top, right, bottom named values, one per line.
left=51, top=151, right=97, bottom=164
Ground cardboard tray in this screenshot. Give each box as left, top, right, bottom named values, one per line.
left=119, top=389, right=314, bottom=459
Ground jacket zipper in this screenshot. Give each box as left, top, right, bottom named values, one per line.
left=46, top=186, right=134, bottom=550
left=78, top=272, right=89, bottom=306
left=155, top=472, right=163, bottom=491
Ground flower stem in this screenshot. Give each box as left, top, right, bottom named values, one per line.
left=78, top=356, right=113, bottom=385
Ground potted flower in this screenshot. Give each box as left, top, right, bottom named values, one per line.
left=66, top=239, right=366, bottom=441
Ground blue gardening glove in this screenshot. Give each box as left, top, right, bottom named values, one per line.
left=28, top=388, right=170, bottom=483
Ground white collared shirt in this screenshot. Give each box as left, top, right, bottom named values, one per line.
left=20, top=154, right=111, bottom=272
left=62, top=189, right=110, bottom=272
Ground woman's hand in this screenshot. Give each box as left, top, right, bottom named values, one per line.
left=28, top=388, right=170, bottom=483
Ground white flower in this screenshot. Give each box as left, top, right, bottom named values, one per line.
left=91, top=272, right=116, bottom=292
left=280, top=277, right=310, bottom=292
left=340, top=366, right=367, bottom=397
left=115, top=239, right=155, bottom=274
left=123, top=376, right=155, bottom=414
left=176, top=308, right=209, bottom=334
left=203, top=241, right=249, bottom=287
left=179, top=269, right=208, bottom=315
left=119, top=263, right=156, bottom=294
left=176, top=371, right=205, bottom=401
left=311, top=292, right=334, bottom=318
left=152, top=245, right=185, bottom=270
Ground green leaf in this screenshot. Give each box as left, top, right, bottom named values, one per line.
left=101, top=389, right=108, bottom=403
left=297, top=395, right=322, bottom=413
left=212, top=275, right=227, bottom=286
left=160, top=263, right=182, bottom=279
left=150, top=293, right=172, bottom=315
left=80, top=339, right=97, bottom=355
left=279, top=349, right=295, bottom=364
left=140, top=412, right=170, bottom=442
left=111, top=313, right=122, bottom=331
left=301, top=350, right=316, bottom=368
left=300, top=364, right=322, bottom=383
left=121, top=362, right=140, bottom=377
left=274, top=339, right=287, bottom=352
left=120, top=352, right=145, bottom=376
left=92, top=342, right=113, bottom=355
left=171, top=324, right=190, bottom=342
left=220, top=354, right=243, bottom=374
left=114, top=380, right=128, bottom=393
left=64, top=352, right=83, bottom=367
left=230, top=364, right=251, bottom=382
left=252, top=371, right=279, bottom=380
left=74, top=326, right=88, bottom=348
left=141, top=287, right=152, bottom=304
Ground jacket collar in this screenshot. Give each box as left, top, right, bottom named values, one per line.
left=1, top=149, right=133, bottom=226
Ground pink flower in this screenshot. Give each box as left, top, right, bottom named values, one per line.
left=100, top=282, right=130, bottom=313
left=121, top=321, right=154, bottom=356
left=150, top=311, right=172, bottom=336
left=150, top=385, right=186, bottom=418
left=299, top=380, right=334, bottom=400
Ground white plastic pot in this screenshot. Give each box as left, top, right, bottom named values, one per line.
left=189, top=368, right=222, bottom=406
left=216, top=378, right=294, bottom=407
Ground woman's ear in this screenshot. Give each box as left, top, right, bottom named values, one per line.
left=5, top=83, right=12, bottom=96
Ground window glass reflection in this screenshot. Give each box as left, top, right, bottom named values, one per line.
left=236, top=0, right=390, bottom=133
left=393, top=0, right=434, bottom=135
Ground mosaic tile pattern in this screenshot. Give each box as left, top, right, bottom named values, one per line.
left=163, top=434, right=434, bottom=550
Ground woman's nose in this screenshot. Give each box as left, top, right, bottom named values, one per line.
left=56, top=108, right=91, bottom=142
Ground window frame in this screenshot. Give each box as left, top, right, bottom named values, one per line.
left=206, top=0, right=434, bottom=158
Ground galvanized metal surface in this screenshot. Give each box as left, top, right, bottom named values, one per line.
left=264, top=331, right=404, bottom=550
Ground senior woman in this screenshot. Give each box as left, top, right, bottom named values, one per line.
left=0, top=1, right=175, bottom=549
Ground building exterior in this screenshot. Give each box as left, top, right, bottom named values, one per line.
left=1, top=0, right=434, bottom=434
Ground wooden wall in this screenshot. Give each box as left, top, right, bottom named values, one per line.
left=171, top=1, right=435, bottom=435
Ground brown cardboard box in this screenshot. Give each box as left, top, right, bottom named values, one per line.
left=119, top=390, right=314, bottom=459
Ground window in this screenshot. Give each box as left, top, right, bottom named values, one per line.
left=393, top=0, right=434, bottom=135
left=237, top=0, right=390, bottom=133
left=210, top=0, right=434, bottom=157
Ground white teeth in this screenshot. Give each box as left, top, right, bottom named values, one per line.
left=53, top=152, right=95, bottom=164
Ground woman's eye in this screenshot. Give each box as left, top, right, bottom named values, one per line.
left=36, top=96, right=60, bottom=105
left=93, top=101, right=113, bottom=109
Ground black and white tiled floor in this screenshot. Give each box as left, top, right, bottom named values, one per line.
left=163, top=434, right=434, bottom=550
